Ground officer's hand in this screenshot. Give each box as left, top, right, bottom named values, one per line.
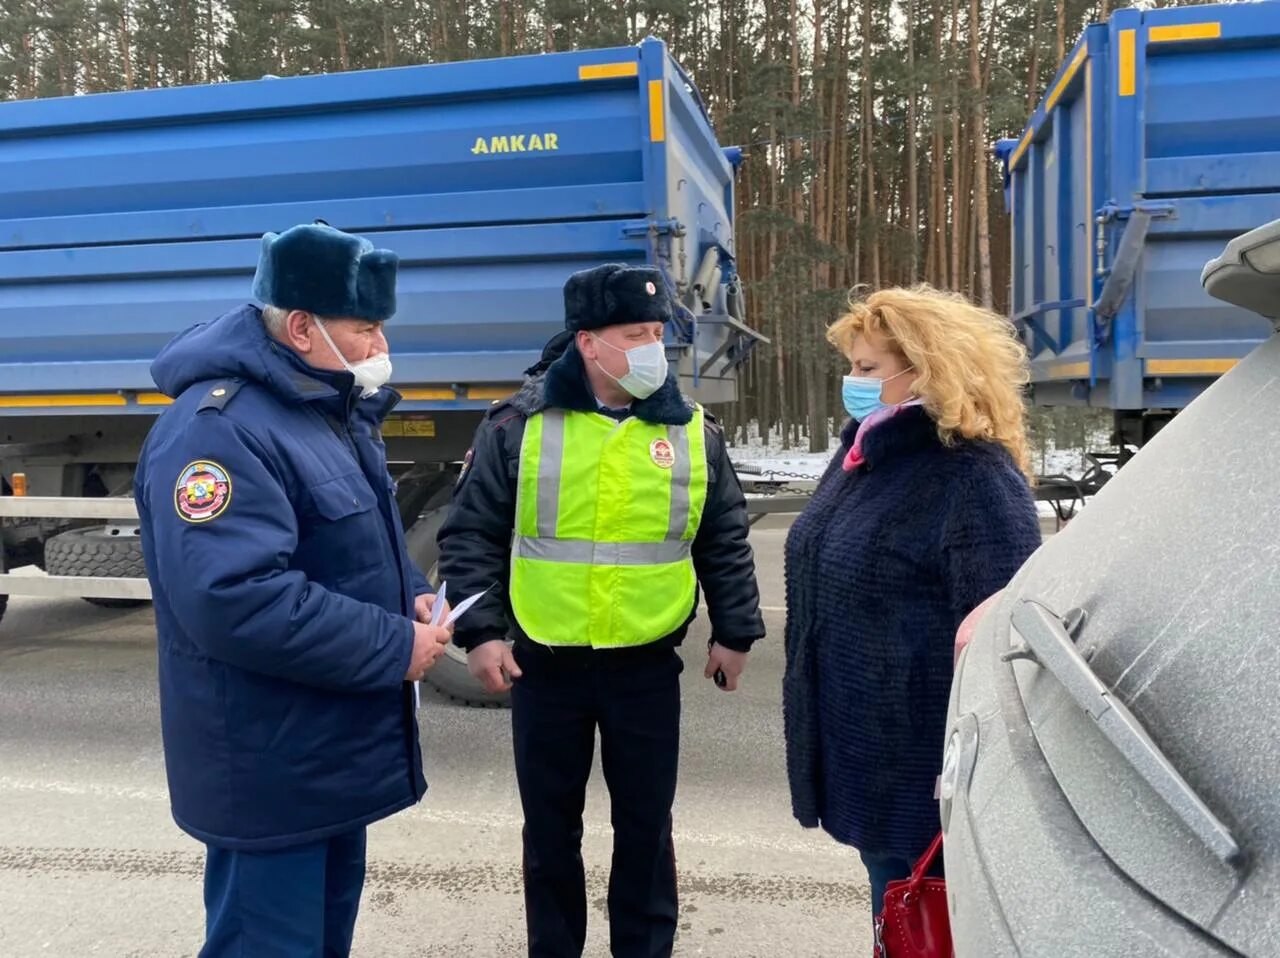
left=406, top=622, right=452, bottom=681
left=705, top=643, right=749, bottom=692
left=414, top=593, right=455, bottom=637
left=468, top=639, right=522, bottom=694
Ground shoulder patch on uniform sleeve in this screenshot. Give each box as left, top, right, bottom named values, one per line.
left=175, top=460, right=232, bottom=523
left=197, top=379, right=245, bottom=414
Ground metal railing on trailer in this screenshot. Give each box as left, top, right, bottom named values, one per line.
left=0, top=480, right=821, bottom=602
left=0, top=497, right=151, bottom=600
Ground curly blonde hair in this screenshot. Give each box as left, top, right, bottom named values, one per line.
left=827, top=285, right=1033, bottom=479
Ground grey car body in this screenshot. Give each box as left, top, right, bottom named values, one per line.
left=942, top=222, right=1280, bottom=957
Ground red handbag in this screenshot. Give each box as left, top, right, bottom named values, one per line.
left=873, top=832, right=953, bottom=958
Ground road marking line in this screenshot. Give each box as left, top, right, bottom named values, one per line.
left=0, top=777, right=847, bottom=859
left=0, top=845, right=865, bottom=905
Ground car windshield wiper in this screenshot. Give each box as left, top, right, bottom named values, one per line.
left=1008, top=600, right=1241, bottom=866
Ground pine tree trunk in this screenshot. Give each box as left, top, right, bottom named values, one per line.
left=906, top=0, right=919, bottom=282
left=337, top=21, right=350, bottom=71
left=861, top=0, right=880, bottom=289
left=119, top=9, right=134, bottom=90
left=833, top=0, right=851, bottom=290
left=1057, top=0, right=1066, bottom=67
left=788, top=0, right=803, bottom=229
left=1028, top=0, right=1045, bottom=110
left=205, top=0, right=214, bottom=81
left=970, top=0, right=994, bottom=308
left=948, top=0, right=961, bottom=290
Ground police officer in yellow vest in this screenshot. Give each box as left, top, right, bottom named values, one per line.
left=438, top=264, right=765, bottom=958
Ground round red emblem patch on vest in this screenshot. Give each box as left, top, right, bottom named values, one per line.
left=649, top=438, right=675, bottom=469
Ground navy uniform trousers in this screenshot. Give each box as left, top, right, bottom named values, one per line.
left=511, top=644, right=683, bottom=958
left=199, top=827, right=367, bottom=957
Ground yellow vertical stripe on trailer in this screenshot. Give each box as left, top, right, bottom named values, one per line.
left=1085, top=61, right=1094, bottom=305
left=1118, top=30, right=1137, bottom=97
left=648, top=80, right=666, bottom=142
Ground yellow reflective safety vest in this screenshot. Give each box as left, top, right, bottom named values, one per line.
left=510, top=406, right=708, bottom=648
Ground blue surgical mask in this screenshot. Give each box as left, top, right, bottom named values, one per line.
left=842, top=367, right=913, bottom=421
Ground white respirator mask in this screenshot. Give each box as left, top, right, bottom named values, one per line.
left=315, top=318, right=393, bottom=399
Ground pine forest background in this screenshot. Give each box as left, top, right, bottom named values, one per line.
left=1, top=0, right=1216, bottom=458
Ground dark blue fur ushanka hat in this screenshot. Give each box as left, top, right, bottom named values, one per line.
left=563, top=264, right=673, bottom=332
left=252, top=223, right=399, bottom=322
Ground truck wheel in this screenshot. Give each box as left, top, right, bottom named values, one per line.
left=44, top=526, right=150, bottom=609
left=404, top=504, right=511, bottom=708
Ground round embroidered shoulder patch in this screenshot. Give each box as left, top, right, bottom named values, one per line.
left=175, top=460, right=232, bottom=523
left=456, top=448, right=474, bottom=486
left=649, top=438, right=675, bottom=469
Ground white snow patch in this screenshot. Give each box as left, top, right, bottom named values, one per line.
left=727, top=421, right=1119, bottom=488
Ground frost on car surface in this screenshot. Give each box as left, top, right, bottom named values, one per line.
left=943, top=218, right=1280, bottom=957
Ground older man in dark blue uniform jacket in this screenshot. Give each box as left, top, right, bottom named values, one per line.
left=134, top=223, right=451, bottom=957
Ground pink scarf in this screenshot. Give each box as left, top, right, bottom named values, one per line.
left=842, top=400, right=925, bottom=472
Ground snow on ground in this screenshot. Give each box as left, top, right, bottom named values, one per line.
left=727, top=424, right=1109, bottom=482
left=1038, top=448, right=1094, bottom=477
left=727, top=423, right=1116, bottom=522
left=726, top=423, right=838, bottom=481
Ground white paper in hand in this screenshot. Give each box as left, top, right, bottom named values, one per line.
left=415, top=582, right=491, bottom=711
left=444, top=586, right=492, bottom=627
left=429, top=581, right=448, bottom=626
left=415, top=582, right=448, bottom=710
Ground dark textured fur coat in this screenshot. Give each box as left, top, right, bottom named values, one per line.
left=783, top=406, right=1041, bottom=857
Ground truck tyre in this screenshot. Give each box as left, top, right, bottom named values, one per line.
left=404, top=504, right=511, bottom=708
left=44, top=527, right=150, bottom=609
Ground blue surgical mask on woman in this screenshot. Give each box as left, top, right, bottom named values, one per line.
left=842, top=366, right=914, bottom=421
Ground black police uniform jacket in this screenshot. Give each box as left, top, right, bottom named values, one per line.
left=437, top=334, right=766, bottom=658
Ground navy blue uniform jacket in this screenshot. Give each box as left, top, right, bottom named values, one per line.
left=135, top=305, right=430, bottom=851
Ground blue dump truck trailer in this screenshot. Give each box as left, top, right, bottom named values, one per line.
left=998, top=1, right=1279, bottom=450
left=0, top=39, right=758, bottom=702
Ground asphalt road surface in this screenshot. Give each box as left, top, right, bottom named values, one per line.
left=0, top=518, right=870, bottom=957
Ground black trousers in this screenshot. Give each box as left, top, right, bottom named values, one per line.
left=511, top=645, right=682, bottom=958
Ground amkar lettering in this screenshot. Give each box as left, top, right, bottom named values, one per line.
left=471, top=133, right=560, bottom=156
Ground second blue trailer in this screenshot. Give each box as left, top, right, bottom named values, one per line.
left=998, top=1, right=1279, bottom=446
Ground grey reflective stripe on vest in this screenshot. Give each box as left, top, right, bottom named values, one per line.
left=513, top=536, right=692, bottom=566
left=665, top=423, right=692, bottom=541
left=536, top=410, right=567, bottom=537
